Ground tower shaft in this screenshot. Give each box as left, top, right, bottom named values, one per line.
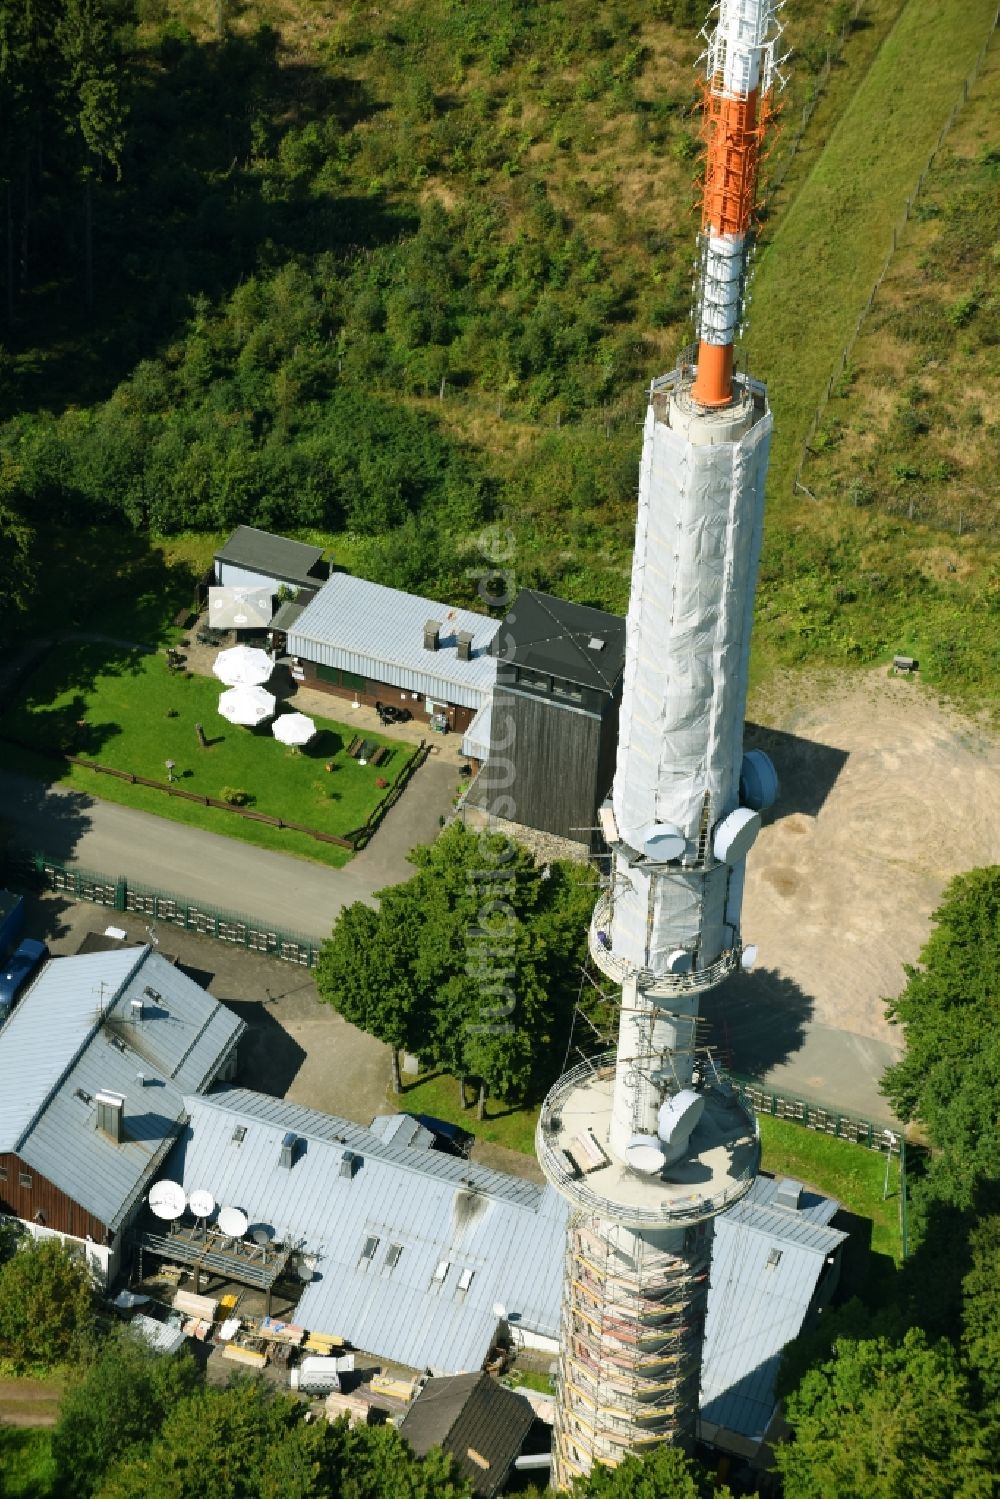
left=538, top=0, right=782, bottom=1487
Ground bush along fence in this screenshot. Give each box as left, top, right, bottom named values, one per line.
left=5, top=848, right=321, bottom=969
left=792, top=7, right=999, bottom=511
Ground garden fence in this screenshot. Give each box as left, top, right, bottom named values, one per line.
left=792, top=7, right=999, bottom=519
left=734, top=1072, right=909, bottom=1257
left=4, top=848, right=321, bottom=969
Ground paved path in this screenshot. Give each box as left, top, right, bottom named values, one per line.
left=0, top=756, right=458, bottom=939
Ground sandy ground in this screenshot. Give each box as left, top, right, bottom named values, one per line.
left=740, top=668, right=999, bottom=1044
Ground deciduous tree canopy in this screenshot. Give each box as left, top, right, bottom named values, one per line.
left=315, top=822, right=595, bottom=1103
left=0, top=1238, right=93, bottom=1370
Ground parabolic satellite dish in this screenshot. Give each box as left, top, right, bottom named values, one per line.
left=188, top=1189, right=216, bottom=1219
left=624, top=1135, right=665, bottom=1174
left=148, top=1181, right=187, bottom=1221
left=218, top=1206, right=249, bottom=1238
left=740, top=944, right=758, bottom=971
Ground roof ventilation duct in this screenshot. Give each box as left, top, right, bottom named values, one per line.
left=455, top=630, right=474, bottom=662
left=279, top=1132, right=298, bottom=1169
left=774, top=1177, right=803, bottom=1211
left=423, top=621, right=441, bottom=652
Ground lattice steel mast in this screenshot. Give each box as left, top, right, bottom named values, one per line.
left=536, top=1, right=783, bottom=1484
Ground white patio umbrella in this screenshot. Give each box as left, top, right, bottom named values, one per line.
left=218, top=685, right=276, bottom=727
left=272, top=712, right=316, bottom=747
left=212, top=645, right=274, bottom=687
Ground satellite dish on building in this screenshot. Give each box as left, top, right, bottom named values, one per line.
left=665, top=948, right=693, bottom=976
left=251, top=1224, right=274, bottom=1247
left=148, top=1181, right=186, bottom=1221
left=625, top=1135, right=665, bottom=1174
left=492, top=1302, right=508, bottom=1320
left=657, top=1090, right=705, bottom=1147
left=218, top=1206, right=249, bottom=1238
left=297, top=1253, right=317, bottom=1283
left=740, top=944, right=758, bottom=971
left=739, top=750, right=780, bottom=812
left=712, top=807, right=761, bottom=865
left=188, top=1189, right=215, bottom=1220
left=641, top=823, right=686, bottom=862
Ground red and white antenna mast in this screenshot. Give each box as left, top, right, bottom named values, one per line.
left=691, top=0, right=782, bottom=407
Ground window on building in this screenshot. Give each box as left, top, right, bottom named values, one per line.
left=457, top=1267, right=475, bottom=1292
left=432, top=1260, right=449, bottom=1284
left=18, top=1171, right=32, bottom=1189
left=385, top=1243, right=403, bottom=1270
left=231, top=1126, right=247, bottom=1144
left=553, top=683, right=584, bottom=702
left=766, top=1247, right=782, bottom=1269
left=518, top=670, right=550, bottom=693
left=0, top=1166, right=7, bottom=1182
left=361, top=1235, right=380, bottom=1262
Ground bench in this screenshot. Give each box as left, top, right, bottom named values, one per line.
left=370, top=746, right=389, bottom=768
left=892, top=655, right=919, bottom=674
left=347, top=736, right=363, bottom=758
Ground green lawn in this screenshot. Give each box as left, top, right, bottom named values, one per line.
left=395, top=1073, right=542, bottom=1157
left=2, top=642, right=410, bottom=869
left=758, top=1115, right=902, bottom=1264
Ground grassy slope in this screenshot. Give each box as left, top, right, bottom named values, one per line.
left=1, top=643, right=407, bottom=870
left=750, top=0, right=997, bottom=492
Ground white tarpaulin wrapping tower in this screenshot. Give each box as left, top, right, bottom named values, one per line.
left=536, top=0, right=783, bottom=1486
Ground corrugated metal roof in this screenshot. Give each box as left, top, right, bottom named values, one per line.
left=462, top=700, right=493, bottom=761
left=170, top=1090, right=568, bottom=1375
left=215, top=527, right=325, bottom=586
left=288, top=576, right=500, bottom=711
left=0, top=948, right=243, bottom=1231
left=0, top=948, right=143, bottom=1150
left=701, top=1175, right=848, bottom=1445
left=368, top=1114, right=435, bottom=1150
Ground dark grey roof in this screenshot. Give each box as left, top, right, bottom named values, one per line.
left=215, top=527, right=326, bottom=587
left=0, top=947, right=243, bottom=1231
left=269, top=591, right=316, bottom=634
left=498, top=589, right=626, bottom=693
left=400, top=1373, right=535, bottom=1498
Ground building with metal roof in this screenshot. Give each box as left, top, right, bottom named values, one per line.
left=214, top=527, right=328, bottom=593
left=0, top=947, right=243, bottom=1281
left=399, top=1372, right=536, bottom=1498
left=287, top=574, right=500, bottom=732
left=368, top=1113, right=436, bottom=1151
left=699, top=1174, right=848, bottom=1458
left=168, top=1089, right=567, bottom=1375
left=163, top=1091, right=846, bottom=1429
left=465, top=589, right=626, bottom=844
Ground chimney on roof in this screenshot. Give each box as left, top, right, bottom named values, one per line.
left=774, top=1177, right=803, bottom=1211
left=279, top=1132, right=298, bottom=1169
left=424, top=620, right=441, bottom=652
left=456, top=630, right=474, bottom=662
left=96, top=1091, right=125, bottom=1144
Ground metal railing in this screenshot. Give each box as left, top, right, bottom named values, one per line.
left=4, top=848, right=321, bottom=969
left=589, top=896, right=741, bottom=996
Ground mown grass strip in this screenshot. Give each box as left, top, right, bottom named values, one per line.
left=749, top=0, right=998, bottom=493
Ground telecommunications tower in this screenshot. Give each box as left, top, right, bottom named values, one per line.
left=536, top=0, right=783, bottom=1484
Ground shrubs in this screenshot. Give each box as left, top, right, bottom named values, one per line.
left=220, top=787, right=253, bottom=806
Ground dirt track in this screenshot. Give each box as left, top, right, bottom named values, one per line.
left=742, top=668, right=999, bottom=1046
